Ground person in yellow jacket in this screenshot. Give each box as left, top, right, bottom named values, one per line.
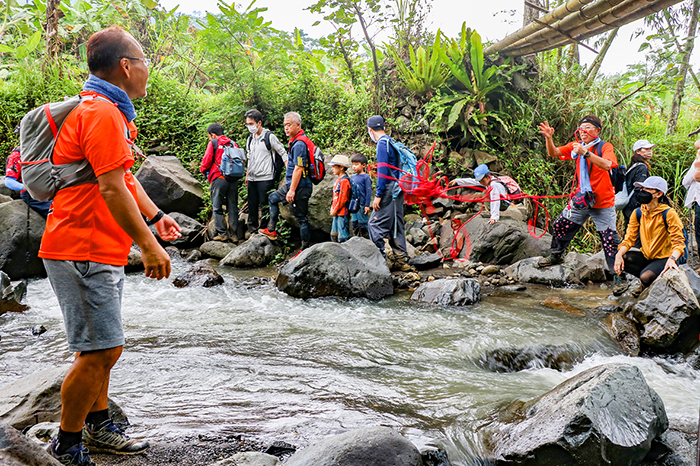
left=613, top=176, right=685, bottom=296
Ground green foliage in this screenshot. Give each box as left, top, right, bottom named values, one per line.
left=386, top=34, right=447, bottom=96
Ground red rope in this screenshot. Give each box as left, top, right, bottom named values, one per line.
left=371, top=142, right=576, bottom=259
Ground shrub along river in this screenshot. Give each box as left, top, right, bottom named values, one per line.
left=1, top=261, right=699, bottom=464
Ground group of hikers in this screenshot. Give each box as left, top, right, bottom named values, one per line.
left=4, top=25, right=700, bottom=466
left=199, top=111, right=413, bottom=270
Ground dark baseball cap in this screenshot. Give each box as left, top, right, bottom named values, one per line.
left=367, top=115, right=385, bottom=130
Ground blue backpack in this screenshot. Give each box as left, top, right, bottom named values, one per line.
left=348, top=177, right=361, bottom=214
left=386, top=138, right=418, bottom=198
left=213, top=139, right=246, bottom=180
left=634, top=207, right=688, bottom=264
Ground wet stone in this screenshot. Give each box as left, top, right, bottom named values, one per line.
left=172, top=262, right=224, bottom=288
left=477, top=345, right=580, bottom=373
left=31, top=325, right=47, bottom=336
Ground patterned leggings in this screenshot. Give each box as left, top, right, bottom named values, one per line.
left=551, top=213, right=620, bottom=271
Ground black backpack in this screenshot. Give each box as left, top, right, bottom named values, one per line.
left=247, top=130, right=285, bottom=183
left=589, top=139, right=625, bottom=193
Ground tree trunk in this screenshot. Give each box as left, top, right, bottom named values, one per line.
left=566, top=43, right=579, bottom=69
left=45, top=0, right=61, bottom=65
left=337, top=36, right=357, bottom=87
left=664, top=8, right=700, bottom=94
left=585, top=27, right=619, bottom=85
left=523, top=0, right=541, bottom=27
left=352, top=1, right=381, bottom=108
left=667, top=0, right=700, bottom=135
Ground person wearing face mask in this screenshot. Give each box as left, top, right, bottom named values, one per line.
left=243, top=109, right=287, bottom=235
left=621, top=139, right=655, bottom=232
left=614, top=176, right=685, bottom=297
left=536, top=116, right=622, bottom=289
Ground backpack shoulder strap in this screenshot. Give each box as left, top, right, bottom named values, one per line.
left=635, top=207, right=642, bottom=223
left=264, top=130, right=272, bottom=153
left=246, top=135, right=252, bottom=152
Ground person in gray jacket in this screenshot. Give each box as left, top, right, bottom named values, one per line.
left=244, top=109, right=288, bottom=233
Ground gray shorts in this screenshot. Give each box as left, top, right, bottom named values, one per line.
left=562, top=205, right=617, bottom=231
left=43, top=259, right=125, bottom=352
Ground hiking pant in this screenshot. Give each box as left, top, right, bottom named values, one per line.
left=247, top=179, right=274, bottom=231
left=331, top=215, right=350, bottom=243
left=211, top=177, right=239, bottom=237
left=622, top=250, right=667, bottom=287
left=368, top=183, right=407, bottom=259
left=550, top=205, right=619, bottom=271
left=268, top=184, right=312, bottom=245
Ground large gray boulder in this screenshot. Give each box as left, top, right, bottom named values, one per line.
left=488, top=364, right=668, bottom=466
left=158, top=212, right=205, bottom=248
left=0, top=365, right=68, bottom=430
left=505, top=252, right=588, bottom=287
left=0, top=422, right=62, bottom=466
left=0, top=366, right=127, bottom=432
left=135, top=156, right=204, bottom=218
left=280, top=161, right=333, bottom=234
left=440, top=216, right=551, bottom=265
left=0, top=200, right=46, bottom=280
left=172, top=262, right=224, bottom=288
left=220, top=235, right=280, bottom=268
left=630, top=268, right=700, bottom=353
left=283, top=427, right=422, bottom=466
left=276, top=237, right=393, bottom=300
left=410, top=278, right=480, bottom=306
left=0, top=271, right=28, bottom=316
left=199, top=241, right=237, bottom=259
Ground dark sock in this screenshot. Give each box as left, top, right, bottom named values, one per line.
left=85, top=409, right=110, bottom=428
left=56, top=428, right=83, bottom=455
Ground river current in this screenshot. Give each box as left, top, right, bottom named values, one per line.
left=1, top=260, right=699, bottom=465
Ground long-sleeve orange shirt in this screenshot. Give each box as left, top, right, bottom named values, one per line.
left=331, top=175, right=352, bottom=217
left=620, top=203, right=685, bottom=260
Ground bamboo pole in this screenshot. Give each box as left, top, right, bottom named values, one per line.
left=484, top=0, right=595, bottom=55
left=501, top=0, right=684, bottom=55
left=502, top=0, right=627, bottom=52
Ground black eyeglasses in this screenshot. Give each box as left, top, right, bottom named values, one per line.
left=119, top=56, right=152, bottom=68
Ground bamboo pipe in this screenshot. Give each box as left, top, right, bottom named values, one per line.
left=484, top=0, right=595, bottom=55
left=501, top=0, right=683, bottom=56
left=502, top=0, right=628, bottom=52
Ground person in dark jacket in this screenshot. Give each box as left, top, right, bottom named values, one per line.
left=621, top=139, right=654, bottom=233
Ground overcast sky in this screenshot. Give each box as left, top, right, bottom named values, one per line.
left=156, top=0, right=700, bottom=76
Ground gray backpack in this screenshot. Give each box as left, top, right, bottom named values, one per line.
left=19, top=94, right=132, bottom=201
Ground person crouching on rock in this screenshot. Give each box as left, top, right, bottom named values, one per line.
left=613, top=176, right=685, bottom=297
left=536, top=115, right=623, bottom=289
left=473, top=164, right=517, bottom=225
left=329, top=155, right=352, bottom=243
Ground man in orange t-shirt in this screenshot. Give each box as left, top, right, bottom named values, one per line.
left=42, top=27, right=181, bottom=466
left=536, top=115, right=621, bottom=280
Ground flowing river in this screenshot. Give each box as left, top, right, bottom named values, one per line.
left=1, top=260, right=699, bottom=465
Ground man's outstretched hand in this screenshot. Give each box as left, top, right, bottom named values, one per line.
left=155, top=215, right=182, bottom=242
left=539, top=121, right=555, bottom=139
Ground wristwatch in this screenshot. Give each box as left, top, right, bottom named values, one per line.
left=145, top=210, right=164, bottom=226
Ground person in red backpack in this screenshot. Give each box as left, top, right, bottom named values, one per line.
left=259, top=112, right=313, bottom=250
left=200, top=123, right=241, bottom=242
left=4, top=125, right=52, bottom=218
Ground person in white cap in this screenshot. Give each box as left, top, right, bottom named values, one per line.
left=329, top=154, right=352, bottom=243
left=682, top=138, right=700, bottom=260
left=619, top=139, right=656, bottom=232
left=614, top=176, right=685, bottom=296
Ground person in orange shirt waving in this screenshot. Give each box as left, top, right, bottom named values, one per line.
left=41, top=27, right=181, bottom=466
left=536, top=115, right=622, bottom=286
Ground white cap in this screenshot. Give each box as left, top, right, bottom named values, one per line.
left=634, top=176, right=668, bottom=194
left=633, top=140, right=657, bottom=152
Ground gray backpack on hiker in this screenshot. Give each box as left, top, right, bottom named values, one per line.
left=19, top=94, right=131, bottom=201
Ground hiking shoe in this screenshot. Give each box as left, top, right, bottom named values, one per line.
left=392, top=257, right=415, bottom=273
left=258, top=228, right=278, bottom=240
left=612, top=274, right=629, bottom=296
left=212, top=234, right=229, bottom=242
left=83, top=420, right=149, bottom=455
left=48, top=438, right=95, bottom=466
left=536, top=254, right=563, bottom=268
